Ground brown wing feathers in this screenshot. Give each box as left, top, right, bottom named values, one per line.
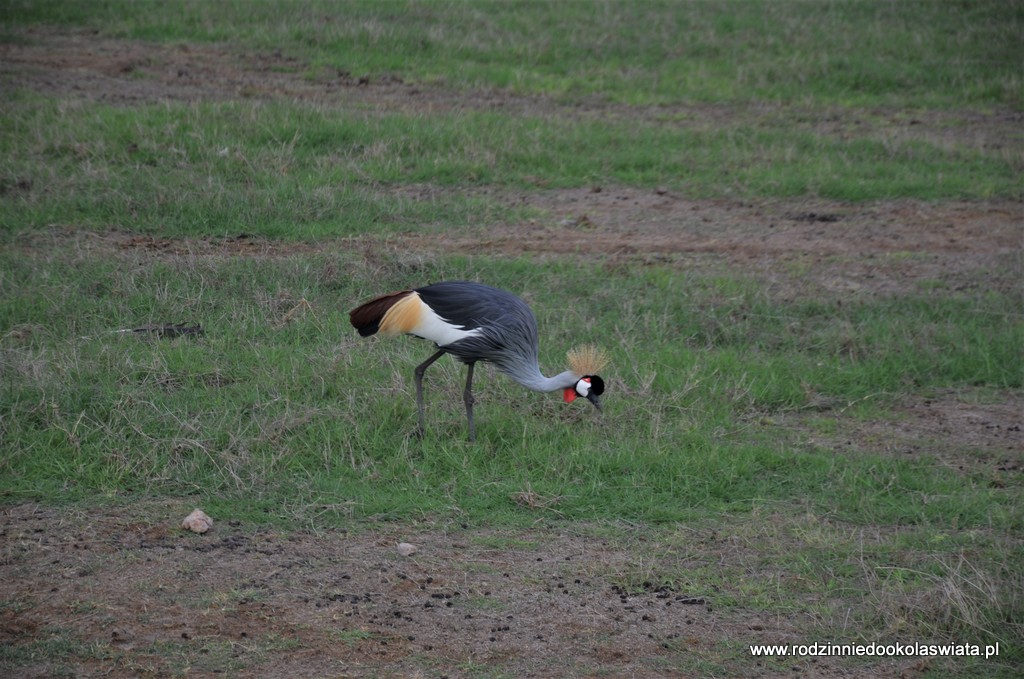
left=349, top=290, right=413, bottom=337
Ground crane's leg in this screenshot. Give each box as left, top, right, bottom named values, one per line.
left=413, top=349, right=446, bottom=438
left=463, top=361, right=476, bottom=443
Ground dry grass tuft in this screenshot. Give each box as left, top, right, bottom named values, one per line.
left=509, top=484, right=565, bottom=511
left=866, top=554, right=1022, bottom=645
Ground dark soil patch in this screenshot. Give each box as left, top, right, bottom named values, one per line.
left=394, top=188, right=1021, bottom=298
left=1, top=503, right=917, bottom=678
left=786, top=390, right=1024, bottom=480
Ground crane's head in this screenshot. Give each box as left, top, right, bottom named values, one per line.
left=564, top=374, right=605, bottom=410
left=563, top=345, right=609, bottom=411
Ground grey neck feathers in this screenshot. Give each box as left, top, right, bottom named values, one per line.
left=511, top=369, right=580, bottom=393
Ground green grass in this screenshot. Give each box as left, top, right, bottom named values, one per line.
left=0, top=99, right=539, bottom=238
left=3, top=0, right=1021, bottom=108
left=1, top=249, right=1019, bottom=529
left=1, top=97, right=1018, bottom=241
left=0, top=627, right=105, bottom=673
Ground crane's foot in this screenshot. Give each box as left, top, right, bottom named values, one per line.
left=464, top=408, right=476, bottom=443
left=463, top=362, right=476, bottom=443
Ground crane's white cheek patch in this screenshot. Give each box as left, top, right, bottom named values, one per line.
left=575, top=379, right=591, bottom=397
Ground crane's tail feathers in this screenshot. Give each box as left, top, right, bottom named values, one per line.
left=567, top=344, right=609, bottom=376
left=350, top=290, right=426, bottom=338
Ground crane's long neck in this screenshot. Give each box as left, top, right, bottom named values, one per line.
left=509, top=368, right=579, bottom=394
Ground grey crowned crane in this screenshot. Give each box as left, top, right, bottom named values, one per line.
left=349, top=280, right=608, bottom=441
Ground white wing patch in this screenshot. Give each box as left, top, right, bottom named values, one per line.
left=412, top=302, right=483, bottom=346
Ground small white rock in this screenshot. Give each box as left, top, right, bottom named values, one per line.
left=181, top=508, right=213, bottom=534
left=396, top=542, right=418, bottom=557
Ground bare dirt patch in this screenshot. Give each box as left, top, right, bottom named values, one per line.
left=2, top=503, right=920, bottom=678
left=398, top=188, right=1022, bottom=298
left=783, top=390, right=1024, bottom=480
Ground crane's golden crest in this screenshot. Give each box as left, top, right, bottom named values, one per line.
left=567, top=344, right=609, bottom=376
left=379, top=292, right=424, bottom=336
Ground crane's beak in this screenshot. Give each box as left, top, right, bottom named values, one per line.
left=586, top=391, right=602, bottom=411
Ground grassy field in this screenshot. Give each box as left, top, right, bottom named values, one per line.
left=1, top=1, right=1022, bottom=677
left=4, top=0, right=1022, bottom=108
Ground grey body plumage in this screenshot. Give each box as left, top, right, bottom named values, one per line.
left=417, top=282, right=542, bottom=385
